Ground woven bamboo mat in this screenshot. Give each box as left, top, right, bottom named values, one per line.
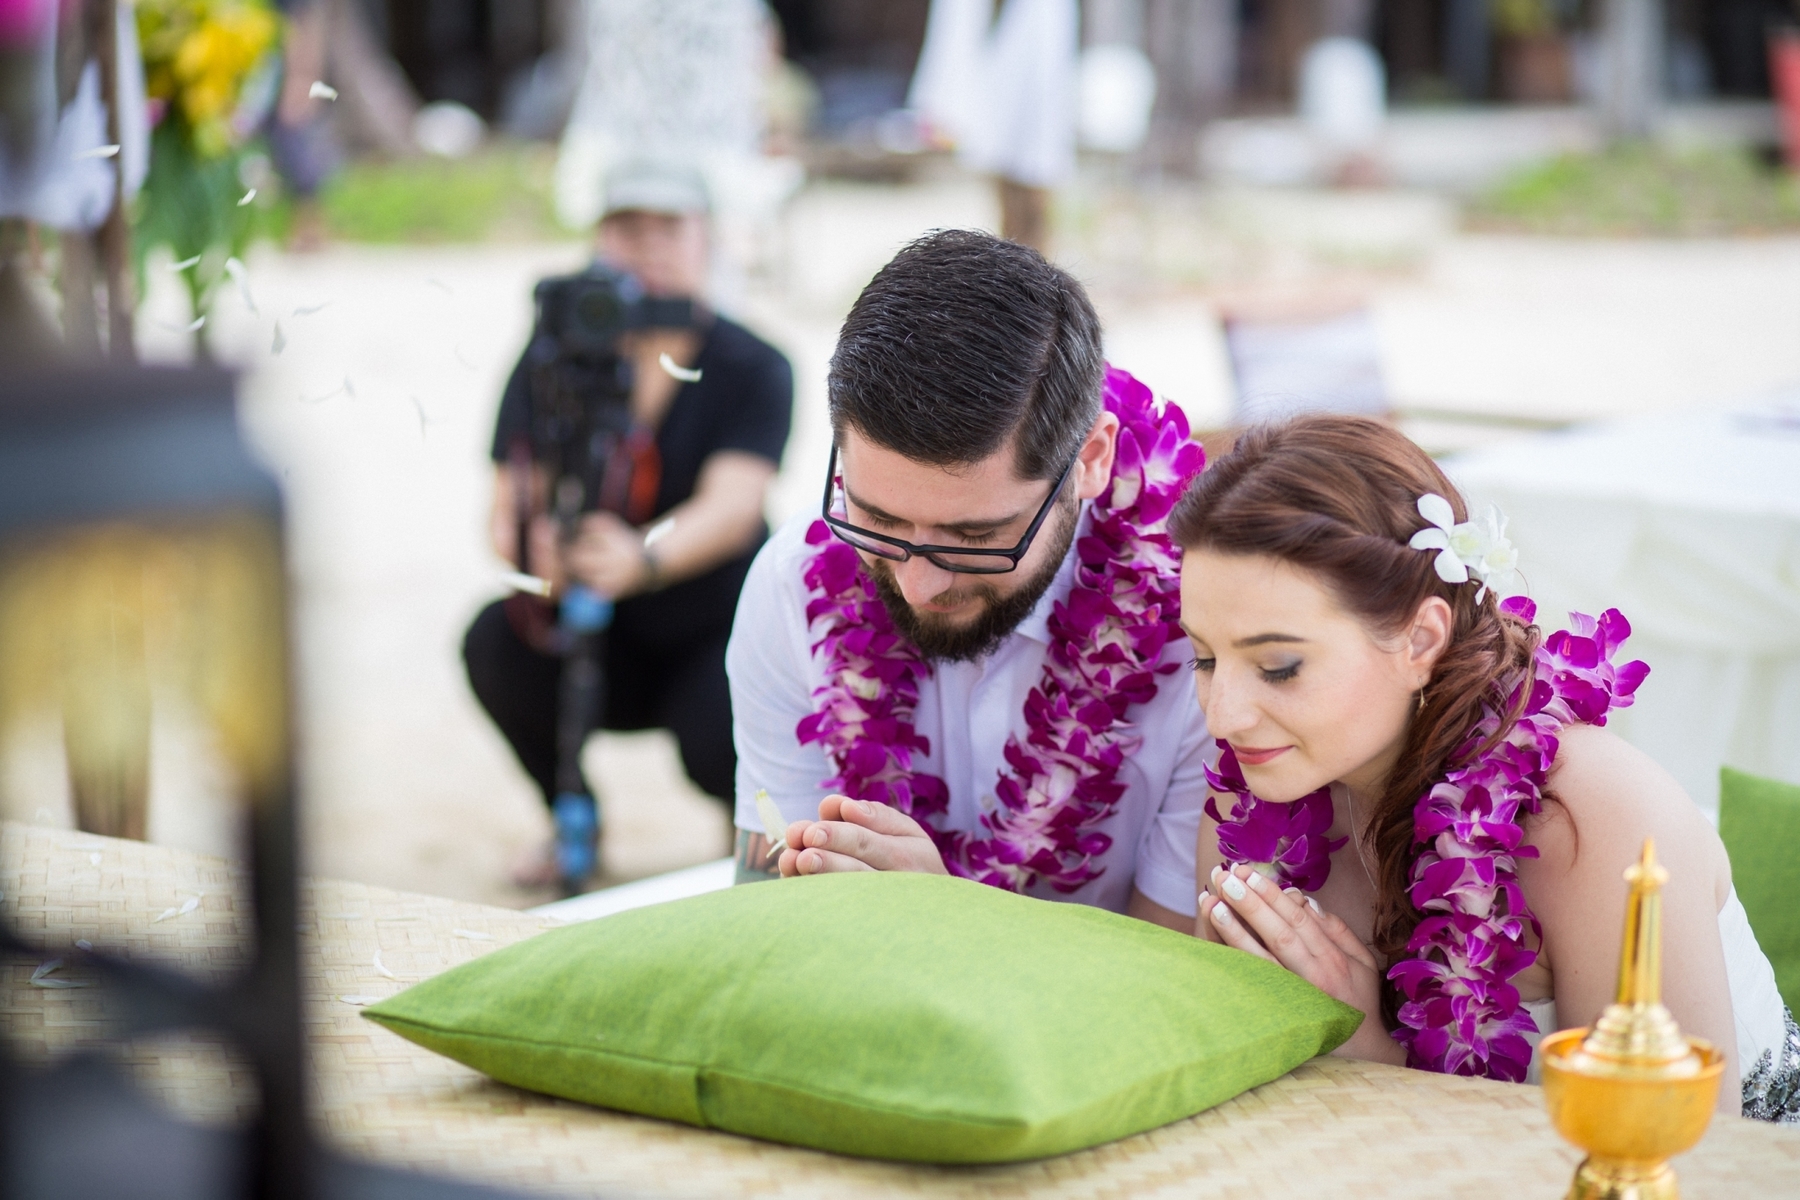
left=4, top=822, right=1797, bottom=1198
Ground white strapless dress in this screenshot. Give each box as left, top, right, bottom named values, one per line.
left=1521, top=889, right=1796, bottom=1119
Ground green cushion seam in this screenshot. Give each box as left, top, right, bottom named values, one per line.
left=365, top=1013, right=696, bottom=1075
left=371, top=1013, right=1032, bottom=1128
left=368, top=1011, right=1329, bottom=1129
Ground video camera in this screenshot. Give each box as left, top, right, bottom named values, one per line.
left=520, top=262, right=695, bottom=533
left=511, top=262, right=695, bottom=894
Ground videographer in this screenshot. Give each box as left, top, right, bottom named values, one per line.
left=463, top=159, right=793, bottom=889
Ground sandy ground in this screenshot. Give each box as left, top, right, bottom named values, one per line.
left=7, top=173, right=1800, bottom=908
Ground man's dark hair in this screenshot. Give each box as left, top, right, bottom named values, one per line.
left=828, top=229, right=1103, bottom=481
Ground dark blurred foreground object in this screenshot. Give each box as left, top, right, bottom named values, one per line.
left=0, top=0, right=144, bottom=361
left=1, top=1055, right=526, bottom=1200
left=0, top=307, right=531, bottom=1200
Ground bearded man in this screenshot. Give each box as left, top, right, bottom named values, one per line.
left=727, top=229, right=1208, bottom=929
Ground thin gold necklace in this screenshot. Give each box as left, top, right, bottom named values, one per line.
left=1343, top=783, right=1376, bottom=884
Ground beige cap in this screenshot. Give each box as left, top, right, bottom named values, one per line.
left=601, top=158, right=711, bottom=218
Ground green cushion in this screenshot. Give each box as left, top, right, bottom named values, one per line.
left=364, top=872, right=1359, bottom=1163
left=1720, top=766, right=1800, bottom=1013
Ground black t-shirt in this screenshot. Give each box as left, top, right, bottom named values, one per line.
left=491, top=313, right=793, bottom=650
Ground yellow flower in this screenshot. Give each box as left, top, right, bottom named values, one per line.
left=140, top=0, right=281, bottom=154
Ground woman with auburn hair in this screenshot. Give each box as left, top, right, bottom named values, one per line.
left=1173, top=415, right=1797, bottom=1121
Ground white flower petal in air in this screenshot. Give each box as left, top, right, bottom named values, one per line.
left=1417, top=493, right=1456, bottom=531
left=170, top=254, right=202, bottom=272
left=658, top=352, right=703, bottom=383
left=754, top=789, right=787, bottom=846
left=238, top=188, right=256, bottom=206
left=309, top=81, right=338, bottom=101
left=499, top=570, right=552, bottom=596
left=76, top=144, right=121, bottom=160
left=225, top=256, right=257, bottom=314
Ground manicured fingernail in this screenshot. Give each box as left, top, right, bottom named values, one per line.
left=1307, top=896, right=1321, bottom=913
left=842, top=799, right=861, bottom=815
left=1222, top=874, right=1247, bottom=901
left=1283, top=887, right=1303, bottom=902
left=1209, top=866, right=1223, bottom=884
left=1247, top=871, right=1272, bottom=893
left=1211, top=903, right=1234, bottom=926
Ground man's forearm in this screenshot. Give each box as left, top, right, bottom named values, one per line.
left=1127, top=886, right=1194, bottom=933
left=638, top=452, right=773, bottom=589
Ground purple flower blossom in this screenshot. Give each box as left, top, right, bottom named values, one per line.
left=1204, top=746, right=1345, bottom=892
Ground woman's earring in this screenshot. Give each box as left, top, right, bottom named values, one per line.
left=1416, top=689, right=1426, bottom=716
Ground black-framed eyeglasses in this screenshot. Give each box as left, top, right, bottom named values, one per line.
left=820, top=442, right=1077, bottom=574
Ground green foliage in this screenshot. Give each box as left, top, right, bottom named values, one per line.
left=132, top=120, right=285, bottom=356
left=1468, top=143, right=1800, bottom=236
left=318, top=145, right=566, bottom=243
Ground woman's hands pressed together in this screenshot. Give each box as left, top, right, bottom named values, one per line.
left=1199, top=864, right=1406, bottom=1065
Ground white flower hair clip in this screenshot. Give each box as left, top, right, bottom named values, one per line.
left=1408, top=493, right=1519, bottom=604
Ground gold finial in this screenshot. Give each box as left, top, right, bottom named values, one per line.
left=1576, top=838, right=1693, bottom=1067
left=1539, top=837, right=1725, bottom=1200
left=1616, top=839, right=1669, bottom=1009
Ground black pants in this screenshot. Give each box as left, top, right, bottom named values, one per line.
left=461, top=600, right=736, bottom=805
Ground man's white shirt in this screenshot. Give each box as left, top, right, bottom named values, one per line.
left=727, top=509, right=1210, bottom=917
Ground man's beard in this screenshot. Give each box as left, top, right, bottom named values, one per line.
left=867, top=494, right=1078, bottom=664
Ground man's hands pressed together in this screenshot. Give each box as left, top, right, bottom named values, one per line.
left=773, top=794, right=949, bottom=877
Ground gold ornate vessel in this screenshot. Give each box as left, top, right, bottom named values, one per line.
left=1540, top=839, right=1725, bottom=1200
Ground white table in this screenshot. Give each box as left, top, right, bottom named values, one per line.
left=528, top=856, right=735, bottom=922
left=1446, top=398, right=1800, bottom=816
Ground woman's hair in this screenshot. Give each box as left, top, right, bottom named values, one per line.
left=1168, top=416, right=1539, bottom=1022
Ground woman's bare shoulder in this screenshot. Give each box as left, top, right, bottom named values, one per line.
left=1524, top=724, right=1729, bottom=904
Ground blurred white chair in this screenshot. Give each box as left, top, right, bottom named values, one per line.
left=1224, top=306, right=1389, bottom=427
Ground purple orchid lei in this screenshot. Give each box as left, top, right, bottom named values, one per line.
left=1203, top=751, right=1345, bottom=892
left=795, top=366, right=1205, bottom=893
left=1207, top=596, right=1649, bottom=1082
